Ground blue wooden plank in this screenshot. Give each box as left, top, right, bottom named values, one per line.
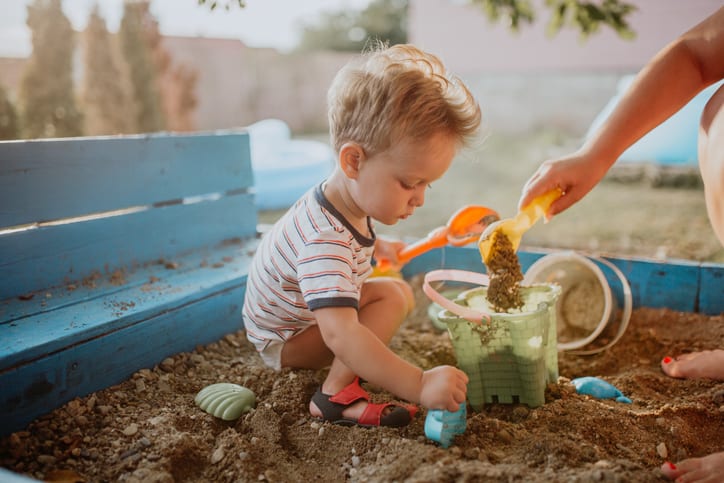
left=604, top=256, right=700, bottom=313
left=402, top=246, right=484, bottom=276
left=699, top=263, right=724, bottom=314
left=402, top=246, right=551, bottom=277
left=0, top=277, right=248, bottom=435
left=0, top=238, right=256, bottom=324
left=0, top=241, right=255, bottom=363
left=0, top=193, right=257, bottom=300
left=0, top=469, right=38, bottom=482
left=0, top=132, right=253, bottom=228
left=403, top=246, right=722, bottom=315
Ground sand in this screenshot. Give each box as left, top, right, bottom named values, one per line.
left=1, top=275, right=722, bottom=483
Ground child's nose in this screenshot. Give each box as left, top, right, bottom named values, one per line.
left=410, top=187, right=425, bottom=207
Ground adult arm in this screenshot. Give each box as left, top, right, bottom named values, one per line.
left=519, top=7, right=724, bottom=217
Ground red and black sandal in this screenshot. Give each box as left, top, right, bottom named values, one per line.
left=311, top=377, right=418, bottom=428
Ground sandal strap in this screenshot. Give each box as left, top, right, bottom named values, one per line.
left=359, top=402, right=418, bottom=427
left=328, top=377, right=369, bottom=406
left=311, top=377, right=418, bottom=428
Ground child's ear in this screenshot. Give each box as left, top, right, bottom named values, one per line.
left=339, top=142, right=365, bottom=179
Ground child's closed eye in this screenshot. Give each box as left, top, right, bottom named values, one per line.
left=400, top=180, right=433, bottom=190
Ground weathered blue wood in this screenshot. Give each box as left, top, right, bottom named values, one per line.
left=403, top=246, right=723, bottom=315
left=0, top=238, right=251, bottom=323
left=401, top=246, right=547, bottom=277
left=0, top=193, right=256, bottom=300
left=699, top=263, right=724, bottom=314
left=0, top=132, right=260, bottom=438
left=0, top=241, right=255, bottom=366
left=0, top=469, right=37, bottom=482
left=603, top=256, right=700, bottom=313
left=0, top=132, right=252, bottom=227
left=0, top=266, right=249, bottom=434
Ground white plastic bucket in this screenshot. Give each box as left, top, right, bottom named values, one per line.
left=523, top=251, right=632, bottom=354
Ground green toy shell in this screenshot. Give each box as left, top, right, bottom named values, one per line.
left=195, top=383, right=256, bottom=421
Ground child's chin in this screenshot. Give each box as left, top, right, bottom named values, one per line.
left=373, top=217, right=398, bottom=226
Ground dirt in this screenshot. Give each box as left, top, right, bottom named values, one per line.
left=484, top=232, right=524, bottom=312
left=1, top=275, right=723, bottom=483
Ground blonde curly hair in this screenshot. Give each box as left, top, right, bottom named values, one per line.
left=327, top=42, right=481, bottom=156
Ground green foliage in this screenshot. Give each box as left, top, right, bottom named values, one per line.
left=546, top=0, right=636, bottom=40
left=298, top=0, right=408, bottom=52
left=20, top=0, right=83, bottom=138
left=470, top=0, right=637, bottom=39
left=119, top=1, right=165, bottom=133
left=197, top=0, right=245, bottom=11
left=197, top=1, right=636, bottom=47
left=82, top=6, right=134, bottom=135
left=471, top=0, right=535, bottom=31
left=0, top=85, right=20, bottom=140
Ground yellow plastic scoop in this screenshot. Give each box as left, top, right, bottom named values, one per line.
left=478, top=189, right=562, bottom=264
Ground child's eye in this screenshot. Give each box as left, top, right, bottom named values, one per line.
left=400, top=181, right=431, bottom=190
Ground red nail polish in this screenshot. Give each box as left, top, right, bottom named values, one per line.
left=667, top=462, right=677, bottom=470
left=663, top=356, right=672, bottom=364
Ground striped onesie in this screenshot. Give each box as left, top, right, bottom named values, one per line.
left=242, top=183, right=376, bottom=370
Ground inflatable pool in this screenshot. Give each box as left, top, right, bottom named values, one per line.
left=248, top=119, right=335, bottom=210
left=587, top=76, right=723, bottom=166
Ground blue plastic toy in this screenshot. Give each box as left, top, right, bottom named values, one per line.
left=571, top=376, right=632, bottom=403
left=424, top=403, right=467, bottom=448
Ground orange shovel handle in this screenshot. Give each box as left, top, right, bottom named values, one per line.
left=375, top=226, right=448, bottom=272
left=375, top=205, right=499, bottom=272
left=396, top=226, right=450, bottom=265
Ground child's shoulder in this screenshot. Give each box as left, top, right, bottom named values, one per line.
left=273, top=186, right=348, bottom=239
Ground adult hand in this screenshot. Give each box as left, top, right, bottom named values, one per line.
left=518, top=150, right=611, bottom=219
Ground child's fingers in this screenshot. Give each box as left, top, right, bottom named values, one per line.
left=457, top=368, right=469, bottom=384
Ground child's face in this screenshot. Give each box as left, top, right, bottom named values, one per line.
left=353, top=131, right=457, bottom=225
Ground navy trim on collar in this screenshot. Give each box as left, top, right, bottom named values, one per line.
left=314, top=183, right=376, bottom=247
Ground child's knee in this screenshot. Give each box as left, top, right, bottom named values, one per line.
left=389, top=278, right=415, bottom=315
left=364, top=277, right=415, bottom=314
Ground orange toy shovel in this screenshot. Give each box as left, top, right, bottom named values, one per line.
left=375, top=205, right=500, bottom=273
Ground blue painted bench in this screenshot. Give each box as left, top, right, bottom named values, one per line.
left=0, top=132, right=258, bottom=435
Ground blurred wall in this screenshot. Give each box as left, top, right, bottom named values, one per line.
left=410, top=0, right=722, bottom=74
left=2, top=0, right=720, bottom=138
left=410, top=0, right=723, bottom=135
left=161, top=37, right=353, bottom=134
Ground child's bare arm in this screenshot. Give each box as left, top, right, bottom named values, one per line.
left=315, top=305, right=467, bottom=411
left=373, top=236, right=406, bottom=270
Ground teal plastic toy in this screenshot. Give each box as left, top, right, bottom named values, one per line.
left=571, top=376, right=631, bottom=403
left=424, top=403, right=467, bottom=448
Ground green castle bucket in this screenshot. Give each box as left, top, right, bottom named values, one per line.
left=424, top=270, right=560, bottom=410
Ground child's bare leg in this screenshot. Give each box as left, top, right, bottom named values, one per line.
left=287, top=277, right=414, bottom=420
left=660, top=350, right=724, bottom=380
left=315, top=277, right=413, bottom=419
left=661, top=453, right=724, bottom=482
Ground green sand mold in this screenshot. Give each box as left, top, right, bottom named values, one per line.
left=438, top=284, right=560, bottom=409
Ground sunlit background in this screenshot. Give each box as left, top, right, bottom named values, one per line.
left=1, top=0, right=722, bottom=261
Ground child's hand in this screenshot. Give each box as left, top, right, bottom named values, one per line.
left=419, top=366, right=468, bottom=412
left=374, top=237, right=406, bottom=272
